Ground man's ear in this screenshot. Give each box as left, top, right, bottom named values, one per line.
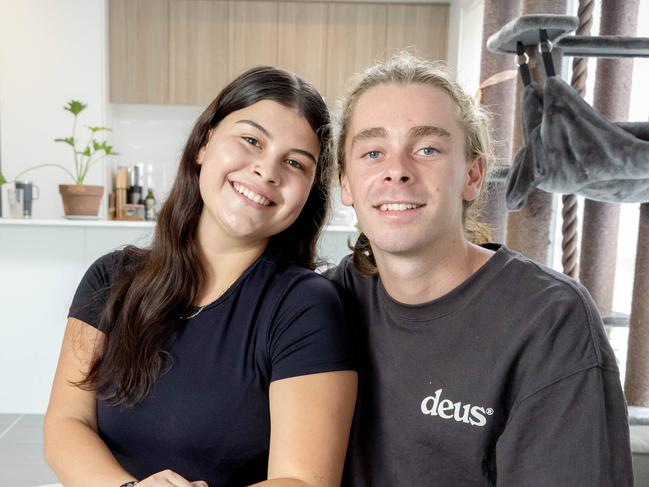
left=340, top=172, right=354, bottom=207
left=462, top=156, right=485, bottom=201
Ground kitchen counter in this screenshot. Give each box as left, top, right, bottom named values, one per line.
left=0, top=218, right=357, bottom=413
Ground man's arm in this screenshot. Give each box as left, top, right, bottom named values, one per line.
left=495, top=365, right=633, bottom=487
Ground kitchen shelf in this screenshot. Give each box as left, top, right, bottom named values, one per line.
left=0, top=218, right=357, bottom=233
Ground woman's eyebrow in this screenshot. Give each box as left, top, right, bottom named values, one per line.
left=236, top=119, right=272, bottom=139
left=237, top=119, right=316, bottom=163
left=290, top=148, right=317, bottom=164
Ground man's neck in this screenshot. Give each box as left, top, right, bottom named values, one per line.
left=374, top=237, right=494, bottom=305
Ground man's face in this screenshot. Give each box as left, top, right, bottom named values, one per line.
left=341, top=83, right=483, bottom=261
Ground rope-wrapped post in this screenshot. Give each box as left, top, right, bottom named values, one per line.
left=626, top=203, right=649, bottom=406
left=561, top=0, right=595, bottom=278
left=477, top=0, right=521, bottom=243
left=506, top=0, right=568, bottom=265
left=579, top=0, right=640, bottom=315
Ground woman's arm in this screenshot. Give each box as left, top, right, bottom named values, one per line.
left=44, top=318, right=205, bottom=487
left=250, top=370, right=357, bottom=487
left=44, top=317, right=138, bottom=487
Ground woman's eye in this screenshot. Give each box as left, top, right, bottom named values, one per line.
left=285, top=159, right=305, bottom=171
left=417, top=146, right=438, bottom=156
left=242, top=136, right=260, bottom=147
left=363, top=150, right=381, bottom=159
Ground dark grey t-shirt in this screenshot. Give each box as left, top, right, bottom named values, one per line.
left=327, top=244, right=633, bottom=486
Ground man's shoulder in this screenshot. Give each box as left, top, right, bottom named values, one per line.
left=322, top=254, right=376, bottom=291
left=493, top=245, right=590, bottom=302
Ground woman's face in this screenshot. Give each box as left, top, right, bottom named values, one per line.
left=196, top=99, right=320, bottom=248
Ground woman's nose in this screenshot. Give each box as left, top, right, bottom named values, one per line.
left=251, top=158, right=281, bottom=185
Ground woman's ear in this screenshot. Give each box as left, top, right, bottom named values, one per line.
left=197, top=130, right=213, bottom=165
left=462, top=156, right=485, bottom=201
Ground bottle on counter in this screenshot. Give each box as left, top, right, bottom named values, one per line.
left=145, top=188, right=156, bottom=221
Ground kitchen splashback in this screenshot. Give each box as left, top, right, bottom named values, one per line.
left=107, top=103, right=203, bottom=200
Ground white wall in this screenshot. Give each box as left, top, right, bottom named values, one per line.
left=0, top=0, right=107, bottom=219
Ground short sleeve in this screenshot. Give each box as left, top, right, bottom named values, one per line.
left=68, top=251, right=125, bottom=329
left=268, top=274, right=355, bottom=382
left=495, top=367, right=633, bottom=486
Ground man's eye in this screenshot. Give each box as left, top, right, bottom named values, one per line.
left=363, top=150, right=381, bottom=159
left=417, top=146, right=438, bottom=156
left=242, top=136, right=260, bottom=147
left=285, top=159, right=305, bottom=171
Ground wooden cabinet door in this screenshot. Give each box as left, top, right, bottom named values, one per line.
left=228, top=1, right=279, bottom=79
left=109, top=0, right=169, bottom=104
left=169, top=1, right=229, bottom=106
left=325, top=3, right=388, bottom=102
left=385, top=4, right=449, bottom=62
left=277, top=2, right=328, bottom=101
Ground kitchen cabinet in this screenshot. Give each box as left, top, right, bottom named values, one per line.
left=277, top=2, right=328, bottom=100
left=169, top=0, right=229, bottom=106
left=109, top=0, right=449, bottom=106
left=0, top=218, right=358, bottom=413
left=109, top=0, right=169, bottom=104
left=325, top=3, right=387, bottom=102
left=385, top=4, right=449, bottom=66
left=228, top=2, right=280, bottom=78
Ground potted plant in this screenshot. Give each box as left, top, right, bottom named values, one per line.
left=0, top=99, right=118, bottom=217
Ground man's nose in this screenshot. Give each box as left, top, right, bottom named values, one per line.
left=382, top=153, right=412, bottom=184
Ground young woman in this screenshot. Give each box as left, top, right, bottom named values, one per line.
left=44, top=66, right=357, bottom=487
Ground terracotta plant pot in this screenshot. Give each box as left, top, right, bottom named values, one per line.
left=59, top=184, right=104, bottom=216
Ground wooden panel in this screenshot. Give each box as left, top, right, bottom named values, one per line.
left=277, top=2, right=328, bottom=101
left=385, top=4, right=449, bottom=61
left=325, top=3, right=387, bottom=102
left=169, top=1, right=229, bottom=106
left=109, top=0, right=169, bottom=104
left=228, top=1, right=279, bottom=79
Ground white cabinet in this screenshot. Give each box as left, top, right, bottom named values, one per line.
left=0, top=219, right=356, bottom=413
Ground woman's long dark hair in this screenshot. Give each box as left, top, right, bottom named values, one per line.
left=78, top=66, right=333, bottom=406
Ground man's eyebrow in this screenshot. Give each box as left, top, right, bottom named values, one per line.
left=350, top=127, right=388, bottom=148
left=410, top=125, right=451, bottom=138
left=236, top=119, right=272, bottom=139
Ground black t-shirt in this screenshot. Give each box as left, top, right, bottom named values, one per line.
left=327, top=244, right=633, bottom=486
left=69, top=250, right=355, bottom=486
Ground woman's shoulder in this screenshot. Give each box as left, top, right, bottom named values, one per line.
left=85, top=246, right=144, bottom=286
left=258, top=254, right=340, bottom=303
left=267, top=253, right=335, bottom=281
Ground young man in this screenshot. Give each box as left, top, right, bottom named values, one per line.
left=327, top=54, right=633, bottom=486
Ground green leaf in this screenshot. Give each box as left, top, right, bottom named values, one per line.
left=86, top=126, right=112, bottom=133
left=0, top=171, right=7, bottom=185
left=64, top=100, right=87, bottom=116
left=77, top=146, right=92, bottom=157
left=54, top=136, right=76, bottom=147
left=93, top=141, right=118, bottom=156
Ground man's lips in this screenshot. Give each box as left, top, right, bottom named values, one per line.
left=231, top=181, right=275, bottom=207
left=374, top=202, right=425, bottom=212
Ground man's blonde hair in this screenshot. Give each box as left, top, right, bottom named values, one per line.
left=334, top=52, right=494, bottom=275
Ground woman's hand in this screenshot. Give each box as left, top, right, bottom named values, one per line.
left=137, top=469, right=208, bottom=487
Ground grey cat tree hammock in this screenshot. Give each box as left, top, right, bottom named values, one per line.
left=486, top=14, right=649, bottom=209
left=487, top=13, right=649, bottom=411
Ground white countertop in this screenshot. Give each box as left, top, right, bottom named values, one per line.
left=0, top=217, right=357, bottom=232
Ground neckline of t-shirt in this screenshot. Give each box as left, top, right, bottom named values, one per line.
left=376, top=243, right=512, bottom=323
left=193, top=252, right=268, bottom=312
